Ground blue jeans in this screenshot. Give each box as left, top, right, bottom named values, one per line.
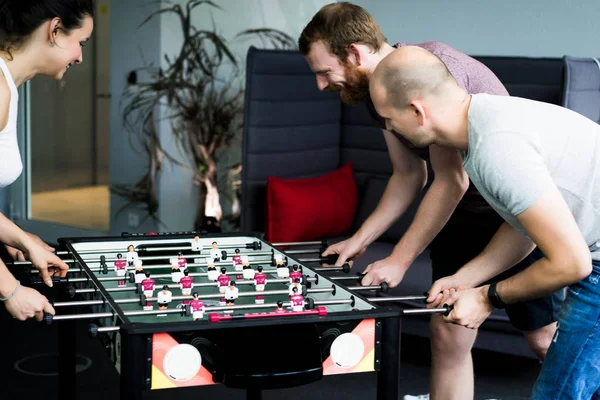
left=531, top=261, right=600, bottom=400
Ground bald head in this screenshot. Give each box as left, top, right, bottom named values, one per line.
left=370, top=46, right=456, bottom=109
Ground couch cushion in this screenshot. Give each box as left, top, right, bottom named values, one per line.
left=241, top=47, right=342, bottom=233
left=265, top=163, right=358, bottom=243
left=562, top=56, right=600, bottom=124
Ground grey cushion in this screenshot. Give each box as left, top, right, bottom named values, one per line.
left=351, top=176, right=423, bottom=243
left=561, top=56, right=600, bottom=123
left=241, top=47, right=342, bottom=233
left=474, top=56, right=564, bottom=104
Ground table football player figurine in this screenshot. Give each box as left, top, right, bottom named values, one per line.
left=114, top=253, right=128, bottom=287
left=290, top=286, right=304, bottom=312
left=224, top=281, right=239, bottom=306
left=191, top=235, right=202, bottom=252
left=288, top=278, right=303, bottom=296
left=217, top=267, right=230, bottom=293
left=157, top=285, right=172, bottom=310
left=134, top=259, right=145, bottom=283
left=126, top=244, right=139, bottom=264
left=275, top=254, right=289, bottom=279
left=206, top=257, right=219, bottom=281
left=255, top=295, right=264, bottom=305
left=232, top=248, right=243, bottom=271
left=242, top=256, right=255, bottom=280
left=189, top=292, right=205, bottom=321
left=254, top=266, right=267, bottom=292
left=275, top=300, right=286, bottom=313
left=289, top=265, right=303, bottom=284
left=170, top=257, right=183, bottom=283
left=177, top=251, right=188, bottom=271
left=179, top=269, right=194, bottom=296
left=141, top=272, right=156, bottom=311
left=210, top=241, right=221, bottom=262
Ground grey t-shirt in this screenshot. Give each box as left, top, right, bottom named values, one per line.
left=462, top=93, right=600, bottom=260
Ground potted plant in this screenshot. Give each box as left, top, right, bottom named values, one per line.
left=112, top=0, right=296, bottom=231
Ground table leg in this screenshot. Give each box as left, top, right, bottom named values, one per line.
left=58, top=319, right=77, bottom=400
left=377, top=316, right=401, bottom=400
left=120, top=333, right=147, bottom=400
left=247, top=388, right=263, bottom=400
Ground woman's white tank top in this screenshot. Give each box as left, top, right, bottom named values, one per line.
left=0, top=56, right=23, bottom=188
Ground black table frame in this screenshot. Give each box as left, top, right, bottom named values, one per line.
left=55, top=231, right=403, bottom=400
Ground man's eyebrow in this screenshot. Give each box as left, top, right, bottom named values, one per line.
left=314, top=68, right=330, bottom=75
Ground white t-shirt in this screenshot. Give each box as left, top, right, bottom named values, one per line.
left=462, top=94, right=600, bottom=260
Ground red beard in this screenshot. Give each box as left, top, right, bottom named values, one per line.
left=325, top=63, right=370, bottom=105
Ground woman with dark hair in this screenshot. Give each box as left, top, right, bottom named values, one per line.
left=0, top=1, right=94, bottom=321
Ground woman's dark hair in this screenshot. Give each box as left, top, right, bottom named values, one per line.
left=0, top=0, right=95, bottom=58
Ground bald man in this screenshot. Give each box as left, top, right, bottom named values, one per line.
left=299, top=3, right=559, bottom=400
left=370, top=45, right=600, bottom=399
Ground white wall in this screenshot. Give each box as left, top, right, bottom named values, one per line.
left=352, top=0, right=600, bottom=58
left=150, top=0, right=330, bottom=231
left=109, top=0, right=162, bottom=234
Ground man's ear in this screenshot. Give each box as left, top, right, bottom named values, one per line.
left=410, top=101, right=427, bottom=126
left=347, top=43, right=363, bottom=66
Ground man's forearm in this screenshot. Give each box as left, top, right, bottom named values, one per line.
left=496, top=254, right=588, bottom=304
left=390, top=177, right=465, bottom=266
left=355, top=170, right=425, bottom=247
left=455, top=222, right=535, bottom=287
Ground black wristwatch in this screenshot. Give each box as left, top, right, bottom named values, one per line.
left=487, top=282, right=506, bottom=309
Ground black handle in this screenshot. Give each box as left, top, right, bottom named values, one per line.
left=442, top=304, right=453, bottom=316
left=357, top=272, right=389, bottom=290
left=30, top=276, right=68, bottom=286
left=319, top=254, right=338, bottom=264
left=43, top=312, right=54, bottom=325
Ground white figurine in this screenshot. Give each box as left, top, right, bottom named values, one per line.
left=126, top=244, right=139, bottom=264
left=210, top=241, right=221, bottom=262
left=206, top=257, right=219, bottom=281
left=191, top=235, right=202, bottom=252
left=157, top=285, right=173, bottom=310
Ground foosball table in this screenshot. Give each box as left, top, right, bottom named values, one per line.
left=26, top=232, right=449, bottom=400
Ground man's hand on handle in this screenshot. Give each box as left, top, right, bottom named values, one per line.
left=321, top=237, right=367, bottom=267
left=440, top=286, right=494, bottom=329
left=360, top=256, right=409, bottom=288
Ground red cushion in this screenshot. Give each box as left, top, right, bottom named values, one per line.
left=265, top=163, right=358, bottom=243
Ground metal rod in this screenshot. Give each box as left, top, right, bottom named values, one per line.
left=272, top=241, right=324, bottom=247
left=62, top=286, right=334, bottom=307
left=14, top=259, right=75, bottom=267
left=345, top=285, right=383, bottom=291
left=312, top=265, right=350, bottom=273
left=329, top=276, right=360, bottom=281
left=53, top=312, right=114, bottom=320
left=71, top=257, right=275, bottom=272
left=367, top=296, right=427, bottom=302
left=283, top=249, right=320, bottom=255
left=313, top=299, right=352, bottom=306
left=402, top=307, right=451, bottom=315
left=88, top=251, right=274, bottom=264
left=97, top=326, right=120, bottom=333
left=57, top=241, right=263, bottom=256
left=52, top=297, right=350, bottom=321
left=58, top=287, right=335, bottom=307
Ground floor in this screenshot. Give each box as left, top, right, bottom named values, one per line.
left=1, top=290, right=542, bottom=400
left=31, top=185, right=110, bottom=231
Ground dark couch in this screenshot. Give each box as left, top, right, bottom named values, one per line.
left=241, top=46, right=570, bottom=358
